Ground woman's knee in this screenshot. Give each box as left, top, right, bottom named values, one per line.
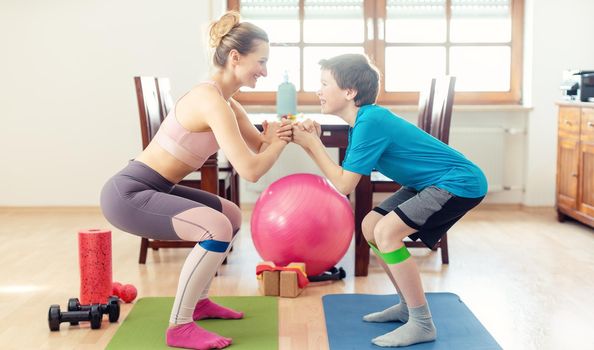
left=219, top=198, right=242, bottom=232
left=171, top=207, right=233, bottom=243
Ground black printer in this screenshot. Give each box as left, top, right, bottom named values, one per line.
left=560, top=69, right=594, bottom=102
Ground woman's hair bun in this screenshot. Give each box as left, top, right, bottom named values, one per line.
left=209, top=11, right=241, bottom=48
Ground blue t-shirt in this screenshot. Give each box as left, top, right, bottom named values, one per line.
left=342, top=104, right=488, bottom=198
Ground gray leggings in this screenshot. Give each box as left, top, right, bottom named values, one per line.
left=102, top=161, right=242, bottom=325
left=100, top=161, right=241, bottom=243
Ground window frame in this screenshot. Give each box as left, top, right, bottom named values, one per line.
left=228, top=0, right=524, bottom=106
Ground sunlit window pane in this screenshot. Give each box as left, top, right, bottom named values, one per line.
left=450, top=0, right=511, bottom=43
left=304, top=0, right=364, bottom=43
left=385, top=47, right=446, bottom=92
left=450, top=46, right=510, bottom=91
left=236, top=0, right=521, bottom=101
left=303, top=46, right=365, bottom=92
left=247, top=20, right=300, bottom=43
left=244, top=47, right=300, bottom=92
left=386, top=0, right=446, bottom=43
left=386, top=19, right=446, bottom=43
left=241, top=0, right=300, bottom=43
left=304, top=19, right=364, bottom=43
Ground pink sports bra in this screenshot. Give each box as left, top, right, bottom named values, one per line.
left=154, top=81, right=221, bottom=169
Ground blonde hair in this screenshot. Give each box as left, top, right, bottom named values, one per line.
left=208, top=11, right=268, bottom=68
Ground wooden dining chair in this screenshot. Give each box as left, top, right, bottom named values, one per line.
left=368, top=77, right=455, bottom=264
left=134, top=76, right=237, bottom=264
left=156, top=77, right=174, bottom=117
left=417, top=78, right=437, bottom=133
left=423, top=76, right=456, bottom=263
left=429, top=76, right=456, bottom=144
left=404, top=76, right=456, bottom=264
left=135, top=76, right=163, bottom=148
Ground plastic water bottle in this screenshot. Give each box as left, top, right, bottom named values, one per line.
left=276, top=71, right=297, bottom=117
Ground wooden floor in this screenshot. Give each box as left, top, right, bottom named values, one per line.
left=1, top=205, right=593, bottom=350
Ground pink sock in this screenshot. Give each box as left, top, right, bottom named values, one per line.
left=166, top=322, right=232, bottom=350
left=193, top=298, right=244, bottom=321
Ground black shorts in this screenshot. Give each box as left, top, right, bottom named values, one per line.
left=373, top=186, right=484, bottom=249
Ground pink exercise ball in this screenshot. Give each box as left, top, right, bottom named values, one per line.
left=250, top=173, right=354, bottom=276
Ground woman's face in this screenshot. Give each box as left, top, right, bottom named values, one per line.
left=236, top=40, right=269, bottom=88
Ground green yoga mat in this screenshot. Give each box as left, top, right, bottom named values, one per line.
left=106, top=296, right=278, bottom=350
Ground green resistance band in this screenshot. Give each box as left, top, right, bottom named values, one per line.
left=368, top=241, right=411, bottom=264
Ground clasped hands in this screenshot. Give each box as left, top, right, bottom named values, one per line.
left=262, top=118, right=321, bottom=149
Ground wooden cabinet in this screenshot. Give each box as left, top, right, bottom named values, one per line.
left=556, top=102, right=594, bottom=227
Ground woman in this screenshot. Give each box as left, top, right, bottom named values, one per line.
left=101, top=11, right=291, bottom=350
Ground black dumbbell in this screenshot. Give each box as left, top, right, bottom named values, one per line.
left=48, top=304, right=102, bottom=331
left=307, top=266, right=346, bottom=282
left=67, top=296, right=120, bottom=323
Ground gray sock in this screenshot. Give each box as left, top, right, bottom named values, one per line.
left=371, top=303, right=436, bottom=347
left=363, top=297, right=408, bottom=323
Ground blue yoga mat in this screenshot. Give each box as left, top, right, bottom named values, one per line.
left=323, top=293, right=501, bottom=350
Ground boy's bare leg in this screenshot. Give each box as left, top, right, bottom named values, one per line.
left=371, top=212, right=436, bottom=347
left=362, top=211, right=409, bottom=323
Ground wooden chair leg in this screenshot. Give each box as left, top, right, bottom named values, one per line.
left=230, top=172, right=239, bottom=206
left=440, top=233, right=449, bottom=264
left=225, top=241, right=234, bottom=262
left=139, top=238, right=149, bottom=264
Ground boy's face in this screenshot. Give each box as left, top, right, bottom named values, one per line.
left=317, top=69, right=349, bottom=115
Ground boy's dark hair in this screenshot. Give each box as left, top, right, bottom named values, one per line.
left=319, top=53, right=380, bottom=106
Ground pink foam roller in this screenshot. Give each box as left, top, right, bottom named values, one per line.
left=78, top=229, right=112, bottom=305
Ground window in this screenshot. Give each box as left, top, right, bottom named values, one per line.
left=228, top=0, right=523, bottom=105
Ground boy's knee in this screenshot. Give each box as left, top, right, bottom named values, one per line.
left=373, top=216, right=410, bottom=252
left=377, top=211, right=416, bottom=238
left=362, top=211, right=382, bottom=242
left=373, top=223, right=394, bottom=250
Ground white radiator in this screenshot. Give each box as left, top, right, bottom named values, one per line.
left=449, top=126, right=524, bottom=193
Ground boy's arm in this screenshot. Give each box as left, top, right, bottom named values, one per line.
left=304, top=137, right=362, bottom=196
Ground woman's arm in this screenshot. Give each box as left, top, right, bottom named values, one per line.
left=229, top=98, right=266, bottom=153
left=196, top=90, right=289, bottom=182
left=229, top=98, right=292, bottom=153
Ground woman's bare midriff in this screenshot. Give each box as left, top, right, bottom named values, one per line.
left=134, top=142, right=198, bottom=184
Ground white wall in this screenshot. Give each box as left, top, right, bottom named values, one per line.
left=1, top=1, right=592, bottom=206
left=522, top=0, right=594, bottom=206
left=0, top=0, right=217, bottom=206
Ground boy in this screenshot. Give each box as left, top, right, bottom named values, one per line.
left=292, top=53, right=487, bottom=347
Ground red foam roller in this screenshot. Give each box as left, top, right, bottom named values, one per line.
left=78, top=229, right=112, bottom=305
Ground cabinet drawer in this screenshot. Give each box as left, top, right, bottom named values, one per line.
left=559, top=106, right=581, bottom=135
left=581, top=108, right=594, bottom=142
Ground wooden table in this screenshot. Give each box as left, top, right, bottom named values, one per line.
left=200, top=113, right=373, bottom=276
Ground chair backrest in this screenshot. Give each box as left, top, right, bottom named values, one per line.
left=157, top=77, right=174, bottom=117
left=134, top=76, right=163, bottom=149
left=429, top=76, right=456, bottom=145
left=417, top=78, right=436, bottom=133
